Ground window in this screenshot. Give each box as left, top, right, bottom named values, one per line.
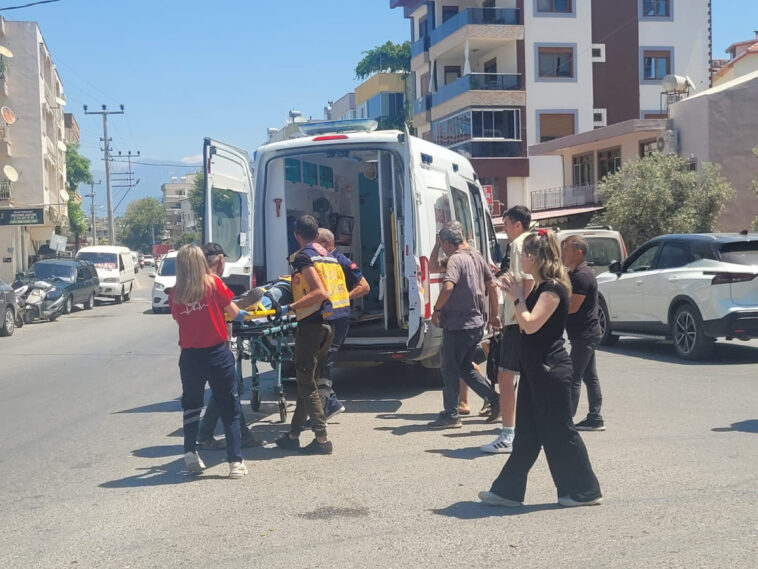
left=472, top=110, right=519, bottom=139
left=643, top=50, right=671, bottom=81
left=626, top=244, right=660, bottom=272
left=210, top=189, right=243, bottom=262
left=593, top=108, right=607, bottom=127
left=538, top=112, right=575, bottom=142
left=431, top=109, right=521, bottom=148
left=598, top=148, right=621, bottom=178
left=285, top=158, right=301, bottom=183
left=642, top=0, right=670, bottom=17
left=444, top=66, right=461, bottom=86
left=442, top=5, right=459, bottom=23
left=418, top=16, right=428, bottom=39
left=538, top=47, right=574, bottom=78
left=451, top=187, right=475, bottom=247
left=591, top=44, right=606, bottom=62
left=467, top=182, right=486, bottom=253
left=319, top=165, right=334, bottom=189
left=484, top=58, right=497, bottom=74
left=639, top=139, right=657, bottom=157
left=572, top=153, right=594, bottom=186
left=537, top=0, right=572, bottom=13
left=302, top=162, right=318, bottom=185
left=656, top=242, right=692, bottom=269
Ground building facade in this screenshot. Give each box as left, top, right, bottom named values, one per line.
left=0, top=18, right=68, bottom=282
left=391, top=0, right=711, bottom=217
left=354, top=72, right=408, bottom=128
left=161, top=174, right=196, bottom=242
left=713, top=32, right=758, bottom=86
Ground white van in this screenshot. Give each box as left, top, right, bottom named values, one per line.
left=201, top=120, right=503, bottom=368
left=76, top=245, right=136, bottom=303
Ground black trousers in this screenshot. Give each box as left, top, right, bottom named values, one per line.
left=490, top=346, right=601, bottom=502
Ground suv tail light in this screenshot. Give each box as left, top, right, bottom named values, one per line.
left=419, top=256, right=431, bottom=319
left=704, top=271, right=758, bottom=285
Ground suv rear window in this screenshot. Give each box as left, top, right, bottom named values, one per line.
left=585, top=237, right=622, bottom=267
left=718, top=241, right=758, bottom=265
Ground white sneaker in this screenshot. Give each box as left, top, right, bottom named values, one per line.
left=478, top=491, right=523, bottom=507
left=229, top=461, right=248, bottom=479
left=558, top=495, right=603, bottom=507
left=184, top=451, right=206, bottom=474
left=480, top=429, right=513, bottom=454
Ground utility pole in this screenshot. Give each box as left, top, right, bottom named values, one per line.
left=112, top=150, right=141, bottom=212
left=83, top=180, right=101, bottom=245
left=83, top=104, right=124, bottom=245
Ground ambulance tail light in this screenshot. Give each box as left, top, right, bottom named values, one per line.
left=419, top=256, right=431, bottom=319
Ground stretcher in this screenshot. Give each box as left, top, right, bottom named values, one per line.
left=230, top=306, right=297, bottom=423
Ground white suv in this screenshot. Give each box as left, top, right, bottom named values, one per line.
left=150, top=251, right=177, bottom=314
left=556, top=227, right=627, bottom=276
left=597, top=233, right=758, bottom=360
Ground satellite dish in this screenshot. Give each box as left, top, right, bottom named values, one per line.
left=0, top=46, right=14, bottom=58
left=1, top=106, right=16, bottom=124
left=3, top=164, right=18, bottom=182
left=55, top=96, right=66, bottom=107
left=59, top=189, right=69, bottom=202
left=57, top=140, right=67, bottom=152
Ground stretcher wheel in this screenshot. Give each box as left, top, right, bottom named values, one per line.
left=251, top=389, right=261, bottom=412
left=278, top=399, right=287, bottom=423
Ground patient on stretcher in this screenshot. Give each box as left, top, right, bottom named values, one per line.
left=235, top=278, right=294, bottom=318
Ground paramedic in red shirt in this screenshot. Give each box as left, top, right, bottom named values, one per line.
left=169, top=245, right=250, bottom=479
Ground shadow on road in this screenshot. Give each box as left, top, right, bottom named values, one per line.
left=432, top=501, right=562, bottom=519
left=99, top=460, right=228, bottom=488
left=425, top=447, right=493, bottom=460
left=114, top=398, right=181, bottom=414
left=711, top=419, right=758, bottom=434
left=599, top=338, right=758, bottom=366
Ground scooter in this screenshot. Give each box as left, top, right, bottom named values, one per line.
left=12, top=278, right=65, bottom=323
left=13, top=283, right=26, bottom=328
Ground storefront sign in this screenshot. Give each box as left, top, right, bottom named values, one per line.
left=0, top=208, right=45, bottom=226
left=483, top=185, right=494, bottom=211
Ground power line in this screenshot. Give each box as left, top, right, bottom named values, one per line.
left=0, top=0, right=61, bottom=10
left=110, top=159, right=200, bottom=168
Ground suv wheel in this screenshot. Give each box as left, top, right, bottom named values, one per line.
left=671, top=304, right=714, bottom=360
left=598, top=298, right=619, bottom=346
left=1, top=306, right=15, bottom=336
left=84, top=292, right=95, bottom=310
left=63, top=295, right=74, bottom=315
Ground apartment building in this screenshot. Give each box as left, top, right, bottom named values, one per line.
left=161, top=174, right=196, bottom=242
left=354, top=72, right=408, bottom=128
left=0, top=18, right=68, bottom=282
left=391, top=0, right=711, bottom=219
left=713, top=31, right=758, bottom=86
left=324, top=92, right=357, bottom=121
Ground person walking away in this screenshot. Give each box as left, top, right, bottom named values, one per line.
left=196, top=242, right=264, bottom=450
left=479, top=230, right=602, bottom=507
left=427, top=221, right=501, bottom=430
left=275, top=215, right=350, bottom=454
left=315, top=228, right=370, bottom=420
left=481, top=206, right=534, bottom=453
left=169, top=245, right=250, bottom=479
left=562, top=236, right=605, bottom=431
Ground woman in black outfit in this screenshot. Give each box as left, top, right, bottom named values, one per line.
left=479, top=230, right=602, bottom=508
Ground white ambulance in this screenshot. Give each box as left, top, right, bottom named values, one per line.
left=201, top=120, right=503, bottom=368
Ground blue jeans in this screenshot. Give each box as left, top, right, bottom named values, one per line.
left=318, top=317, right=350, bottom=406
left=179, top=344, right=243, bottom=463
left=440, top=327, right=498, bottom=418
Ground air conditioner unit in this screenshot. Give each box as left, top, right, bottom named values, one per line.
left=656, top=129, right=679, bottom=154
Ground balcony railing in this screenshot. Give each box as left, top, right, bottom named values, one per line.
left=0, top=180, right=11, bottom=201
left=432, top=73, right=522, bottom=107
left=413, top=94, right=432, bottom=116
left=530, top=184, right=598, bottom=212
left=411, top=35, right=430, bottom=59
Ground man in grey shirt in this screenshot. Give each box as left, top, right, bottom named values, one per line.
left=428, top=221, right=501, bottom=429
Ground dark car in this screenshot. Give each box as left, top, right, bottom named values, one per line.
left=27, top=259, right=100, bottom=314
left=1, top=277, right=17, bottom=336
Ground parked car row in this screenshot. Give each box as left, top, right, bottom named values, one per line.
left=0, top=245, right=138, bottom=337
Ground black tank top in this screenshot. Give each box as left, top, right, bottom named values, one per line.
left=522, top=280, right=569, bottom=358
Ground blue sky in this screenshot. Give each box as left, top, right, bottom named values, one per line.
left=4, top=0, right=756, bottom=212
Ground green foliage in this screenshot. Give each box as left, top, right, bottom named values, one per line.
left=65, top=143, right=93, bottom=191
left=188, top=170, right=204, bottom=227
left=67, top=198, right=88, bottom=248
left=118, top=197, right=166, bottom=253
left=596, top=153, right=734, bottom=250
left=355, top=41, right=411, bottom=79
left=172, top=230, right=200, bottom=249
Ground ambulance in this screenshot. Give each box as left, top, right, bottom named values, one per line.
left=201, top=120, right=503, bottom=368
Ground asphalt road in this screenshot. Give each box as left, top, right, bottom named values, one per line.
left=1, top=271, right=756, bottom=568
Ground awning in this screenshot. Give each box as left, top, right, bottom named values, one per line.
left=531, top=205, right=604, bottom=221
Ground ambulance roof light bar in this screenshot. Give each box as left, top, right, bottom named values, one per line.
left=299, top=119, right=378, bottom=137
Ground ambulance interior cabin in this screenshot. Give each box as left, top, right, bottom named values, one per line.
left=261, top=149, right=409, bottom=334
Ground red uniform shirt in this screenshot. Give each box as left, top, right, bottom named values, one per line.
left=169, top=275, right=234, bottom=349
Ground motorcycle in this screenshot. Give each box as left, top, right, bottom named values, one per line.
left=12, top=277, right=65, bottom=323
left=13, top=283, right=27, bottom=328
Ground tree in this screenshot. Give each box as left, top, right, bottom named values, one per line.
left=118, top=197, right=166, bottom=253
left=188, top=170, right=204, bottom=227
left=172, top=230, right=200, bottom=249
left=355, top=41, right=411, bottom=79
left=596, top=153, right=734, bottom=250
left=65, top=143, right=94, bottom=251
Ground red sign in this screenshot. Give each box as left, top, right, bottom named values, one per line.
left=483, top=185, right=494, bottom=212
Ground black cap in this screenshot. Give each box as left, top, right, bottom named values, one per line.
left=202, top=242, right=227, bottom=258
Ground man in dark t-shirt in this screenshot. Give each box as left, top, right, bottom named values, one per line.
left=563, top=236, right=605, bottom=431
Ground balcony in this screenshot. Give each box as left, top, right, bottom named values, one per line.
left=413, top=94, right=431, bottom=116
left=530, top=184, right=598, bottom=212
left=0, top=180, right=11, bottom=201
left=411, top=35, right=430, bottom=59
left=452, top=140, right=524, bottom=159
left=432, top=73, right=521, bottom=107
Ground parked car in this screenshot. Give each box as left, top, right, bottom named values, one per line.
left=150, top=250, right=177, bottom=313
left=597, top=233, right=758, bottom=360
left=76, top=246, right=135, bottom=303
left=27, top=258, right=100, bottom=314
left=556, top=226, right=627, bottom=276
left=0, top=277, right=18, bottom=336
left=143, top=255, right=155, bottom=267
left=130, top=251, right=139, bottom=274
